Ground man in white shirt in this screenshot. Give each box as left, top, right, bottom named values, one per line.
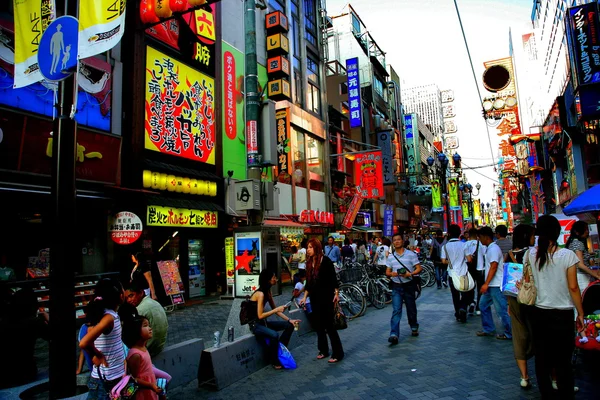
left=465, top=228, right=486, bottom=315
left=476, top=227, right=512, bottom=339
left=441, top=224, right=474, bottom=323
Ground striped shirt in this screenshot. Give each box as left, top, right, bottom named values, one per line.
left=90, top=309, right=126, bottom=381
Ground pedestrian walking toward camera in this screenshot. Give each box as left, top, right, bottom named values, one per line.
left=476, top=227, right=512, bottom=340
left=386, top=234, right=422, bottom=344
left=301, top=238, right=344, bottom=363
left=441, top=224, right=474, bottom=323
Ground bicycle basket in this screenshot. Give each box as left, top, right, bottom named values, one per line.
left=338, top=267, right=363, bottom=283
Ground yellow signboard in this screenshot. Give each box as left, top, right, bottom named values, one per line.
left=225, top=237, right=235, bottom=285
left=142, top=170, right=217, bottom=196
left=147, top=205, right=218, bottom=228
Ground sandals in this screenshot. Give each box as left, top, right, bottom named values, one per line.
left=328, top=357, right=342, bottom=364
left=496, top=334, right=512, bottom=340
left=316, top=353, right=328, bottom=360
left=273, top=365, right=283, bottom=370
left=476, top=331, right=494, bottom=337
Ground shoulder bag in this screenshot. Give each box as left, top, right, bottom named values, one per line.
left=391, top=251, right=422, bottom=287
left=444, top=244, right=475, bottom=292
left=517, top=249, right=536, bottom=305
left=333, top=301, right=348, bottom=330
left=97, top=367, right=138, bottom=400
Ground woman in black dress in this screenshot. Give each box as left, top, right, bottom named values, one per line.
left=300, top=238, right=344, bottom=363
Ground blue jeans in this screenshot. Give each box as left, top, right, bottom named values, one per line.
left=390, top=282, right=418, bottom=338
left=87, top=377, right=119, bottom=400
left=435, top=262, right=448, bottom=288
left=251, top=320, right=294, bottom=366
left=479, top=287, right=512, bottom=337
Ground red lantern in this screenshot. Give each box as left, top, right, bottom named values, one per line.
left=170, top=0, right=188, bottom=13
left=140, top=0, right=159, bottom=24
left=155, top=0, right=173, bottom=18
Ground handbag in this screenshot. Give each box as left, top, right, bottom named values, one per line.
left=97, top=367, right=138, bottom=400
left=444, top=244, right=475, bottom=292
left=277, top=343, right=297, bottom=369
left=517, top=249, right=537, bottom=305
left=333, top=302, right=348, bottom=330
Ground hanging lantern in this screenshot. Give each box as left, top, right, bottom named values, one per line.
left=170, top=0, right=188, bottom=13
left=154, top=0, right=173, bottom=18
left=140, top=0, right=159, bottom=24
left=188, top=0, right=207, bottom=6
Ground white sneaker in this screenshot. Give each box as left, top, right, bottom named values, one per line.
left=476, top=310, right=481, bottom=316
left=552, top=380, right=579, bottom=392
left=520, top=378, right=531, bottom=389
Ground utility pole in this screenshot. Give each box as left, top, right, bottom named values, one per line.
left=49, top=0, right=78, bottom=398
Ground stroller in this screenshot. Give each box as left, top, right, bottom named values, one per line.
left=575, top=280, right=600, bottom=352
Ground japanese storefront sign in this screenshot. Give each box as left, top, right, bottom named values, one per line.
left=145, top=46, right=215, bottom=164
left=404, top=114, right=417, bottom=188
left=354, top=151, right=384, bottom=199
left=234, top=231, right=262, bottom=297
left=110, top=211, right=143, bottom=245
left=222, top=42, right=245, bottom=179
left=13, top=0, right=55, bottom=88
left=299, top=210, right=334, bottom=225
left=567, top=2, right=600, bottom=87
left=78, top=0, right=126, bottom=59
left=377, top=131, right=394, bottom=185
left=142, top=170, right=217, bottom=196
left=275, top=108, right=291, bottom=180
left=146, top=205, right=218, bottom=228
left=383, top=205, right=394, bottom=238
left=342, top=193, right=364, bottom=229
left=346, top=57, right=362, bottom=128
left=431, top=179, right=443, bottom=212
left=225, top=237, right=235, bottom=286
left=448, top=178, right=461, bottom=210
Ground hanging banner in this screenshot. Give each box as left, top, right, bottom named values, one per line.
left=431, top=179, right=443, bottom=212
left=383, top=205, right=394, bottom=238
left=13, top=0, right=55, bottom=88
left=346, top=57, right=362, bottom=128
left=377, top=131, right=394, bottom=185
left=354, top=151, right=383, bottom=199
left=275, top=108, right=291, bottom=181
left=78, top=0, right=126, bottom=59
left=448, top=178, right=460, bottom=210
left=145, top=46, right=215, bottom=164
left=473, top=199, right=481, bottom=222
left=342, top=193, right=363, bottom=230
left=462, top=200, right=470, bottom=220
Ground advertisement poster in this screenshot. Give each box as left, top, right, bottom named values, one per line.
left=448, top=178, right=461, bottom=210
left=354, top=151, right=383, bottom=199
left=225, top=237, right=235, bottom=286
left=342, top=193, right=364, bottom=229
left=145, top=46, right=215, bottom=164
left=346, top=57, right=362, bottom=128
left=78, top=0, right=126, bottom=59
left=157, top=260, right=185, bottom=296
left=147, top=205, right=218, bottom=228
left=462, top=200, right=470, bottom=220
left=431, top=179, right=443, bottom=212
left=1, top=19, right=114, bottom=131
left=473, top=199, right=481, bottom=222
left=234, top=231, right=262, bottom=297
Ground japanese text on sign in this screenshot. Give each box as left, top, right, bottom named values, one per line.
left=109, top=211, right=143, bottom=245
left=342, top=194, right=364, bottom=229
left=224, top=51, right=237, bottom=140
left=568, top=3, right=600, bottom=86
left=345, top=57, right=362, bottom=128
left=275, top=108, right=290, bottom=175
left=147, top=205, right=218, bottom=228
left=145, top=47, right=216, bottom=164
left=354, top=151, right=384, bottom=199
left=377, top=131, right=394, bottom=185
left=404, top=114, right=417, bottom=188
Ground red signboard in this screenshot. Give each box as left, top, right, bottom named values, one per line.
left=342, top=194, right=364, bottom=229
left=299, top=210, right=334, bottom=225
left=354, top=151, right=384, bottom=199
left=110, top=211, right=143, bottom=245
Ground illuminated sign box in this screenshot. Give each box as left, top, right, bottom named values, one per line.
left=266, top=33, right=289, bottom=55
left=267, top=78, right=291, bottom=101
left=266, top=11, right=288, bottom=32
left=142, top=170, right=217, bottom=196
left=267, top=56, right=290, bottom=77
left=147, top=205, right=218, bottom=228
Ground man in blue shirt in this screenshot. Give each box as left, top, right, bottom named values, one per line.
left=324, top=236, right=341, bottom=265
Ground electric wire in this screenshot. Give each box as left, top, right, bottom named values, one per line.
left=461, top=161, right=498, bottom=183
left=452, top=0, right=497, bottom=168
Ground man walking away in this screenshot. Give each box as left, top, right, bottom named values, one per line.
left=324, top=236, right=341, bottom=269
left=476, top=227, right=512, bottom=340
left=430, top=229, right=448, bottom=289
left=466, top=228, right=486, bottom=315
left=386, top=234, right=422, bottom=344
left=495, top=225, right=512, bottom=262
left=441, top=224, right=474, bottom=323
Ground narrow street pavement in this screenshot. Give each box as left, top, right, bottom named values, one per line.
left=170, top=287, right=597, bottom=400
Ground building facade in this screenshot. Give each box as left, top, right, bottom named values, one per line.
left=401, top=84, right=444, bottom=136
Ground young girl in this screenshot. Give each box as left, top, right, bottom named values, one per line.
left=80, top=278, right=126, bottom=400
left=123, top=316, right=163, bottom=399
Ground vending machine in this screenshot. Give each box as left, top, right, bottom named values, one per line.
left=188, top=239, right=206, bottom=297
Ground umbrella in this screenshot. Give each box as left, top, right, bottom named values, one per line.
left=563, top=184, right=600, bottom=216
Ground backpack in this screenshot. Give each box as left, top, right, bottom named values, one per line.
left=466, top=241, right=479, bottom=270
left=239, top=295, right=254, bottom=325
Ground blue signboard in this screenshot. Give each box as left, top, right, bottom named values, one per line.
left=346, top=57, right=362, bottom=128
left=383, top=205, right=394, bottom=238
left=567, top=2, right=600, bottom=87
left=38, top=16, right=79, bottom=81
left=404, top=114, right=417, bottom=188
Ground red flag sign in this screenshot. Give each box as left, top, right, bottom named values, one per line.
left=354, top=151, right=384, bottom=199
left=342, top=194, right=364, bottom=229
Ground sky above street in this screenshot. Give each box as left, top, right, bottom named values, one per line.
left=326, top=0, right=534, bottom=206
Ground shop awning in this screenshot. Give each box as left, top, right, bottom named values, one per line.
left=352, top=227, right=382, bottom=233
left=146, top=195, right=224, bottom=212
left=263, top=219, right=307, bottom=228
left=563, top=184, right=600, bottom=216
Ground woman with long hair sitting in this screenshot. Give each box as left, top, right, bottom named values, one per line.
left=300, top=239, right=344, bottom=363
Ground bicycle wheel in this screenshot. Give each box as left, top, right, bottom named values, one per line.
left=366, top=280, right=386, bottom=309
left=377, top=278, right=392, bottom=304
left=338, top=283, right=366, bottom=319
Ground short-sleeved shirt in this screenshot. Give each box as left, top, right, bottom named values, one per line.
left=297, top=248, right=307, bottom=270
left=495, top=238, right=513, bottom=259
left=324, top=245, right=341, bottom=263
left=386, top=249, right=420, bottom=284
left=137, top=296, right=168, bottom=357
left=528, top=247, right=579, bottom=309
left=376, top=245, right=390, bottom=265
left=568, top=238, right=591, bottom=271
left=440, top=239, right=469, bottom=277
left=466, top=240, right=486, bottom=271
left=294, top=281, right=310, bottom=305
left=484, top=242, right=504, bottom=287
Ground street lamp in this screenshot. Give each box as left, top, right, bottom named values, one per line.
left=459, top=181, right=481, bottom=227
